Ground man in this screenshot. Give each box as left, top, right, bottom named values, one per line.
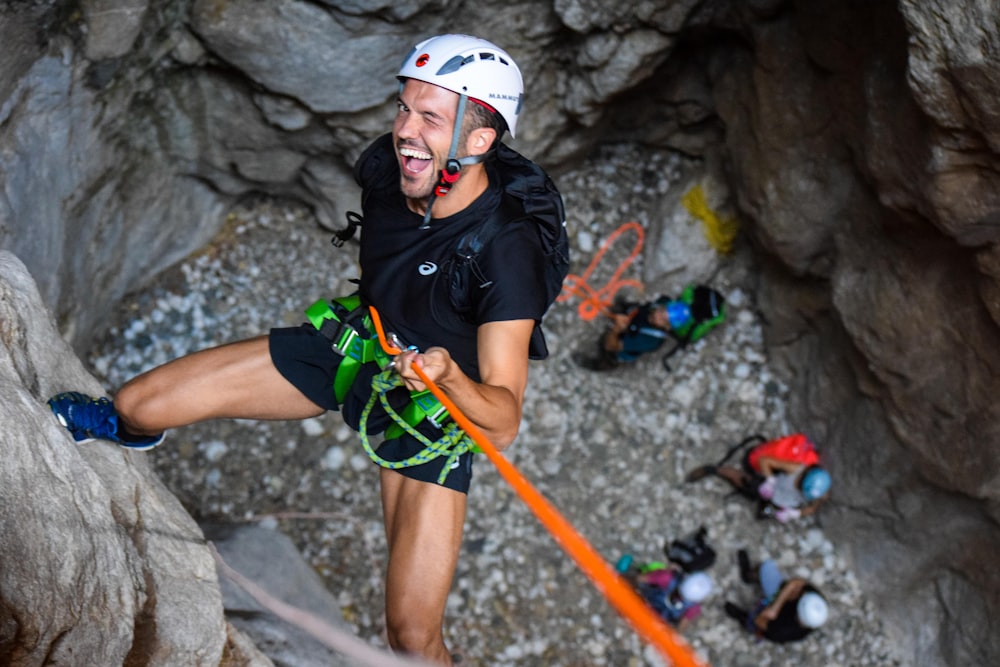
left=724, top=550, right=829, bottom=644
left=575, top=296, right=691, bottom=370
left=48, top=34, right=562, bottom=666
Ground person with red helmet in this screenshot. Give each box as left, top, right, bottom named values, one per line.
left=48, top=34, right=564, bottom=665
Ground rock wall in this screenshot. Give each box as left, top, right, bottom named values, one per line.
left=2, top=1, right=999, bottom=666
left=695, top=2, right=1000, bottom=663
left=0, top=251, right=231, bottom=665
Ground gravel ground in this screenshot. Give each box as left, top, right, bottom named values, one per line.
left=89, top=143, right=903, bottom=667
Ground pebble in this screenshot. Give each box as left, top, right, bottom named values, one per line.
left=300, top=417, right=325, bottom=437
left=202, top=440, right=228, bottom=462
left=322, top=446, right=346, bottom=470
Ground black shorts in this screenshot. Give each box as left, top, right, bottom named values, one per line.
left=269, top=324, right=474, bottom=493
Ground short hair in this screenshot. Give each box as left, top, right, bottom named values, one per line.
left=463, top=98, right=508, bottom=147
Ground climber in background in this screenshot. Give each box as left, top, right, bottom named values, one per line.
left=574, top=284, right=725, bottom=372
left=723, top=549, right=829, bottom=644
left=685, top=432, right=831, bottom=523
left=615, top=556, right=714, bottom=631
left=614, top=526, right=717, bottom=631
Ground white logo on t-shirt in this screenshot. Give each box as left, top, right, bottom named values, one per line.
left=418, top=261, right=438, bottom=276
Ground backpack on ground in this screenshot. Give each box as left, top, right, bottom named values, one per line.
left=664, top=525, right=716, bottom=573
left=746, top=432, right=821, bottom=473
left=661, top=284, right=726, bottom=370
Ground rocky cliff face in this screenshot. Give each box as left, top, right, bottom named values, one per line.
left=0, top=251, right=230, bottom=665
left=2, top=1, right=998, bottom=666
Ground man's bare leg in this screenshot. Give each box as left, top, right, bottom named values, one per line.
left=379, top=468, right=466, bottom=665
left=715, top=465, right=751, bottom=491
left=113, top=335, right=325, bottom=435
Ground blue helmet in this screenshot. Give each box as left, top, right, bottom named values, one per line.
left=801, top=466, right=831, bottom=501
left=664, top=301, right=692, bottom=330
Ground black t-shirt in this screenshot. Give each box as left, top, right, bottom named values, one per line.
left=354, top=134, right=549, bottom=382
left=763, top=584, right=820, bottom=644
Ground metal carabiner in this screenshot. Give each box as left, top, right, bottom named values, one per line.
left=388, top=332, right=418, bottom=354
left=385, top=332, right=419, bottom=369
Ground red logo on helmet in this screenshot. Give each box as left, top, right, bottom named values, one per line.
left=416, top=53, right=430, bottom=67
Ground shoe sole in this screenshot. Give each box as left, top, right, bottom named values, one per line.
left=53, top=413, right=162, bottom=451
left=117, top=440, right=162, bottom=452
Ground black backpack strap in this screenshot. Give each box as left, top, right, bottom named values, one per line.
left=448, top=192, right=524, bottom=314
left=454, top=192, right=520, bottom=263
left=718, top=434, right=767, bottom=467
left=331, top=133, right=396, bottom=247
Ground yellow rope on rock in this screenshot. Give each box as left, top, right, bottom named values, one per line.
left=681, top=184, right=738, bottom=255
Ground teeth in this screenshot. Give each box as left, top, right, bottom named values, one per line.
left=400, top=147, right=431, bottom=160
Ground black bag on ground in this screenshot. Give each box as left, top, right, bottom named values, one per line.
left=664, top=525, right=716, bottom=572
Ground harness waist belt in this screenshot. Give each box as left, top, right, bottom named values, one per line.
left=306, top=296, right=480, bottom=476
left=305, top=295, right=390, bottom=402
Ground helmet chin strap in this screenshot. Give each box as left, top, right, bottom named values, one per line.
left=419, top=94, right=488, bottom=229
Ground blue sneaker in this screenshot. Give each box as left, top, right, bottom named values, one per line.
left=47, top=391, right=164, bottom=451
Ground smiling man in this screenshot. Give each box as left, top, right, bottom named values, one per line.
left=48, top=34, right=565, bottom=665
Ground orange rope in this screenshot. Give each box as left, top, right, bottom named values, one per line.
left=558, top=221, right=646, bottom=320
left=368, top=306, right=708, bottom=667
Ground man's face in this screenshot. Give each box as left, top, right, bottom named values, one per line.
left=649, top=305, right=671, bottom=329
left=392, top=79, right=461, bottom=201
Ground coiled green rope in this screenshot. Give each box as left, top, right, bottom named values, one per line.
left=358, top=368, right=474, bottom=484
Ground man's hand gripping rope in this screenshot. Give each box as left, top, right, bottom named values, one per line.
left=369, top=306, right=709, bottom=667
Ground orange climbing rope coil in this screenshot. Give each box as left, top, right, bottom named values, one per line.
left=368, top=306, right=707, bottom=667
left=558, top=220, right=646, bottom=320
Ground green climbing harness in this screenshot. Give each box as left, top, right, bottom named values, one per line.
left=305, top=294, right=391, bottom=402
left=305, top=295, right=475, bottom=484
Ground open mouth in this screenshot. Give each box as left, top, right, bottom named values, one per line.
left=399, top=146, right=432, bottom=174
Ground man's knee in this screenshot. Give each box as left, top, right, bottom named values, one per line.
left=113, top=378, right=162, bottom=434
left=384, top=612, right=443, bottom=657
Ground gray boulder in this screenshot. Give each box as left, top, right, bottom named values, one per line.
left=206, top=522, right=356, bottom=667
left=0, top=250, right=227, bottom=665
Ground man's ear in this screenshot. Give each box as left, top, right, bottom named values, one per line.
left=466, top=127, right=497, bottom=157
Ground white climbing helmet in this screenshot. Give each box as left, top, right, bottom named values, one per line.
left=398, top=34, right=524, bottom=137
left=678, top=572, right=713, bottom=603
left=797, top=592, right=829, bottom=628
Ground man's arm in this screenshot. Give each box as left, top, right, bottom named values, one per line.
left=608, top=313, right=631, bottom=332
left=756, top=455, right=803, bottom=478
left=393, top=319, right=533, bottom=450
left=754, top=578, right=806, bottom=630
left=798, top=497, right=827, bottom=517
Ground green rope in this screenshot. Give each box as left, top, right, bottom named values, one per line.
left=358, top=368, right=474, bottom=485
